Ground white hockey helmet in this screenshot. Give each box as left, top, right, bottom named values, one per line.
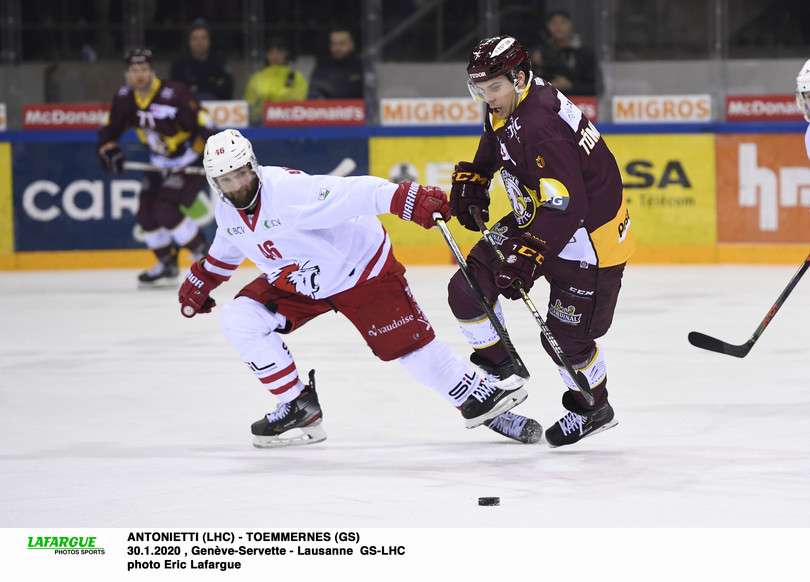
left=796, top=58, right=810, bottom=122
left=203, top=129, right=260, bottom=197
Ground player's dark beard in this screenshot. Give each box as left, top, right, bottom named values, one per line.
left=225, top=176, right=260, bottom=211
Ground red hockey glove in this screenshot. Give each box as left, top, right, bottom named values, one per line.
left=495, top=234, right=549, bottom=300
left=391, top=182, right=450, bottom=229
left=178, top=260, right=222, bottom=318
left=449, top=162, right=492, bottom=231
left=98, top=142, right=125, bottom=174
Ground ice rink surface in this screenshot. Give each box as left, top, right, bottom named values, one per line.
left=2, top=263, right=809, bottom=576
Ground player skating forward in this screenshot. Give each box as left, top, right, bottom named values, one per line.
left=178, top=129, right=540, bottom=447
left=448, top=36, right=635, bottom=447
left=797, top=58, right=810, bottom=160
left=98, top=48, right=215, bottom=285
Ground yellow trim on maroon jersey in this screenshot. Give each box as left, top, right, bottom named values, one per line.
left=589, top=190, right=635, bottom=267
left=490, top=83, right=532, bottom=130
left=133, top=78, right=161, bottom=110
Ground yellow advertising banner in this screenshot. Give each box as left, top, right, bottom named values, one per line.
left=370, top=135, right=514, bottom=264
left=369, top=133, right=719, bottom=263
left=0, top=142, right=13, bottom=255
left=605, top=133, right=717, bottom=245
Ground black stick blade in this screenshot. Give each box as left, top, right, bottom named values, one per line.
left=688, top=331, right=753, bottom=358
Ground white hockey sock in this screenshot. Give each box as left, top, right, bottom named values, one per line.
left=557, top=344, right=607, bottom=392
left=171, top=216, right=200, bottom=247
left=220, top=296, right=303, bottom=403
left=397, top=339, right=483, bottom=407
left=456, top=300, right=506, bottom=349
left=142, top=227, right=172, bottom=250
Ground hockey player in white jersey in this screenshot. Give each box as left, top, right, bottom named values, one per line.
left=178, top=129, right=541, bottom=447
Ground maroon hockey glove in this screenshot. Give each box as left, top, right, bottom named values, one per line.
left=495, top=234, right=549, bottom=300
left=391, top=182, right=450, bottom=229
left=450, top=162, right=492, bottom=231
left=98, top=143, right=125, bottom=174
left=178, top=259, right=222, bottom=318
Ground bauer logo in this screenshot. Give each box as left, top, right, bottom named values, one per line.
left=27, top=535, right=106, bottom=555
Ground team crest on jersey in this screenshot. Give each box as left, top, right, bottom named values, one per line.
left=266, top=261, right=321, bottom=297
left=548, top=299, right=582, bottom=325
left=488, top=222, right=509, bottom=246
left=501, top=169, right=538, bottom=227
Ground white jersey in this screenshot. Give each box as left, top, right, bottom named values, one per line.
left=203, top=165, right=398, bottom=298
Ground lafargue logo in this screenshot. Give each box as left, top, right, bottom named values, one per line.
left=367, top=315, right=415, bottom=337
left=27, top=535, right=105, bottom=555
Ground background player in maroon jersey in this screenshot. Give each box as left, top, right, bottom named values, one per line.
left=98, top=48, right=215, bottom=285
left=448, top=36, right=635, bottom=447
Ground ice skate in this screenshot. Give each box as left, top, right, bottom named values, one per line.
left=485, top=411, right=542, bottom=444
left=460, top=378, right=527, bottom=429
left=470, top=352, right=540, bottom=442
left=251, top=370, right=326, bottom=448
left=470, top=351, right=528, bottom=391
left=138, top=254, right=179, bottom=286
left=545, top=391, right=617, bottom=448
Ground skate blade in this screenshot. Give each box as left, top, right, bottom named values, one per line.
left=252, top=424, right=327, bottom=448
left=465, top=387, right=528, bottom=429
left=546, top=418, right=618, bottom=448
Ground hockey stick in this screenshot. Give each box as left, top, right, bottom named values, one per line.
left=123, top=161, right=207, bottom=175
left=432, top=212, right=530, bottom=385
left=468, top=206, right=595, bottom=406
left=688, top=252, right=810, bottom=357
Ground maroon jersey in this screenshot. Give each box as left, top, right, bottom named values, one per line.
left=98, top=77, right=216, bottom=166
left=472, top=77, right=634, bottom=268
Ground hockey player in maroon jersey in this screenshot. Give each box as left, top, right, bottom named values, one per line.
left=177, top=129, right=540, bottom=447
left=448, top=36, right=636, bottom=447
left=98, top=48, right=215, bottom=285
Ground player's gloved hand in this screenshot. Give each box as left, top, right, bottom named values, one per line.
left=495, top=234, right=549, bottom=300
left=391, top=182, right=450, bottom=229
left=98, top=142, right=125, bottom=174
left=178, top=259, right=222, bottom=318
left=450, top=161, right=492, bottom=231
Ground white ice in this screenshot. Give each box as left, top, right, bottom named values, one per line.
left=2, top=264, right=809, bottom=573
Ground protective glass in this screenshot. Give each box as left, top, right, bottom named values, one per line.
left=467, top=76, right=518, bottom=103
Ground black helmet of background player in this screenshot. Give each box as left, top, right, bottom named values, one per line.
left=466, top=36, right=533, bottom=102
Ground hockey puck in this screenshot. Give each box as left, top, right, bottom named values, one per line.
left=478, top=497, right=500, bottom=506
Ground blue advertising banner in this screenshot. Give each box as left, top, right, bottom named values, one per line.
left=11, top=133, right=369, bottom=252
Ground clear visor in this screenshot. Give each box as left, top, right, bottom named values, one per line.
left=796, top=90, right=810, bottom=122
left=467, top=76, right=519, bottom=103
left=214, top=165, right=259, bottom=210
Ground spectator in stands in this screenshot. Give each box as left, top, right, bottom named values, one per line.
left=170, top=18, right=234, bottom=101
left=543, top=9, right=598, bottom=96
left=307, top=27, right=364, bottom=100
left=244, top=37, right=309, bottom=126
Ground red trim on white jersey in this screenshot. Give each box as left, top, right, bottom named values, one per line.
left=356, top=232, right=393, bottom=285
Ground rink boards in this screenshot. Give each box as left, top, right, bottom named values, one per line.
left=0, top=123, right=808, bottom=269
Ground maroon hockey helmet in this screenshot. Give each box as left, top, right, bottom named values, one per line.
left=467, top=36, right=531, bottom=84
left=124, top=48, right=153, bottom=67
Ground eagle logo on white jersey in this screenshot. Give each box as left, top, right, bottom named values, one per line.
left=266, top=261, right=321, bottom=297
